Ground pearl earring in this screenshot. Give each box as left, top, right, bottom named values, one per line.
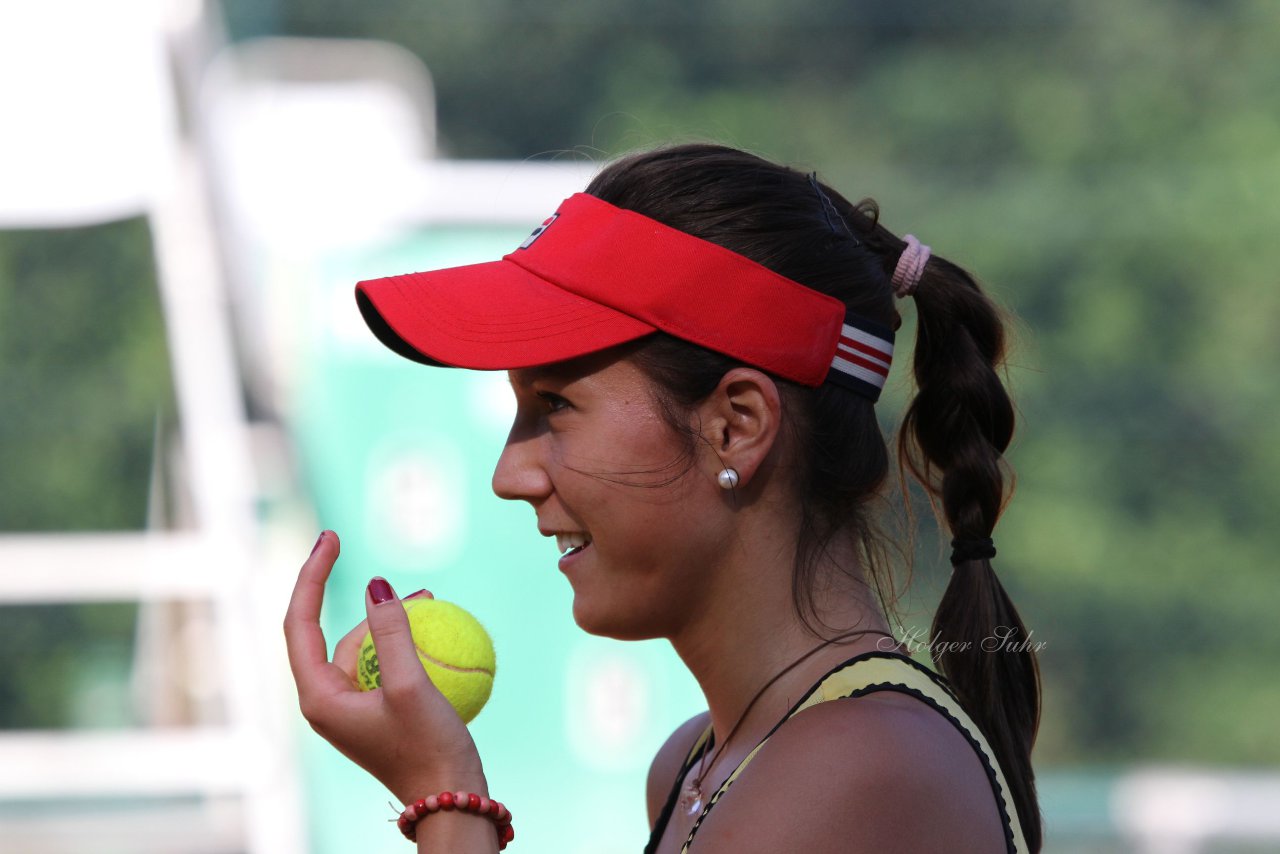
left=717, top=467, right=740, bottom=490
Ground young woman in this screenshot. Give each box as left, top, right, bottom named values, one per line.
left=284, top=143, right=1042, bottom=853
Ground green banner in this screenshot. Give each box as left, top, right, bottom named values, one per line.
left=289, top=226, right=703, bottom=853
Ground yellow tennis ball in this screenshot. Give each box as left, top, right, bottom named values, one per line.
left=356, top=598, right=496, bottom=723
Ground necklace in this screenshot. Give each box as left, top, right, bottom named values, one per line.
left=676, top=628, right=896, bottom=817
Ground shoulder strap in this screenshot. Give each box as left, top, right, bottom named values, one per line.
left=642, top=723, right=715, bottom=854
left=678, top=652, right=1028, bottom=854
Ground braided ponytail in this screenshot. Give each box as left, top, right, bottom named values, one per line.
left=586, top=143, right=1042, bottom=849
left=896, top=249, right=1043, bottom=852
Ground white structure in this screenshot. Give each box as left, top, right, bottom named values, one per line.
left=0, top=2, right=589, bottom=851
left=0, top=1, right=304, bottom=851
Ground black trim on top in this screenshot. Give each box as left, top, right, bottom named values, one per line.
left=674, top=652, right=1018, bottom=854
left=643, top=726, right=713, bottom=854
left=833, top=682, right=1018, bottom=854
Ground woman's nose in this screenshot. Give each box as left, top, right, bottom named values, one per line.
left=491, top=431, right=552, bottom=504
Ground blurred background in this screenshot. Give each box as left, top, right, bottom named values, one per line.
left=1, top=0, right=1277, bottom=852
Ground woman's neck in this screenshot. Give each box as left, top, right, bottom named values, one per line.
left=667, top=528, right=895, bottom=758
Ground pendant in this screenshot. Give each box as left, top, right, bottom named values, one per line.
left=678, top=782, right=703, bottom=816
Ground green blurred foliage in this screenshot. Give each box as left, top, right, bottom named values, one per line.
left=0, top=604, right=139, bottom=729
left=2, top=0, right=1275, bottom=764
left=0, top=219, right=174, bottom=531
left=233, top=0, right=1280, bottom=766
left=0, top=218, right=171, bottom=728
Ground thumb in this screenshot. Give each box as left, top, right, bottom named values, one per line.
left=364, top=577, right=430, bottom=693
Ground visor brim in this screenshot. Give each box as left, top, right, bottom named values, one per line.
left=356, top=258, right=657, bottom=371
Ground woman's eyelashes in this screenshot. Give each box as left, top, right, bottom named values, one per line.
left=536, top=390, right=572, bottom=413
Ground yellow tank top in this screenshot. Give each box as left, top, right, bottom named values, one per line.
left=644, top=651, right=1029, bottom=854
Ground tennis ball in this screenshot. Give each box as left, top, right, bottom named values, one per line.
left=356, top=598, right=496, bottom=723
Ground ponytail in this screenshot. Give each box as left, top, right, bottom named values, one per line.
left=586, top=143, right=1043, bottom=848
left=897, top=252, right=1043, bottom=852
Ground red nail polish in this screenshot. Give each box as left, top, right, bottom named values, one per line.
left=406, top=588, right=432, bottom=600
left=368, top=577, right=395, bottom=604
left=310, top=532, right=325, bottom=557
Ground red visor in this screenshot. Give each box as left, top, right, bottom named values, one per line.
left=356, top=193, right=894, bottom=397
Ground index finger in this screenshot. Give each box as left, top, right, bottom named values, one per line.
left=283, top=530, right=341, bottom=687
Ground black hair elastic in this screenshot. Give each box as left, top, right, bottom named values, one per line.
left=950, top=537, right=997, bottom=565
left=807, top=172, right=856, bottom=240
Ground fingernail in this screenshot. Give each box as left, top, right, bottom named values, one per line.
left=405, top=588, right=432, bottom=600
left=368, top=576, right=395, bottom=604
left=310, top=531, right=326, bottom=557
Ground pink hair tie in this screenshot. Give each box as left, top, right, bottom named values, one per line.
left=891, top=234, right=931, bottom=298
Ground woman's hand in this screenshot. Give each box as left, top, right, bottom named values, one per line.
left=283, top=531, right=488, bottom=803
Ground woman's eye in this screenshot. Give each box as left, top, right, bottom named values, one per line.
left=537, top=391, right=570, bottom=412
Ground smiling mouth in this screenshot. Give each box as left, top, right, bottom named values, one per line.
left=555, top=533, right=592, bottom=557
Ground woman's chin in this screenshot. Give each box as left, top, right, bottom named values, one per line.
left=571, top=596, right=664, bottom=642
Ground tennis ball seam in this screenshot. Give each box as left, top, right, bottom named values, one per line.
left=355, top=598, right=496, bottom=723
left=415, top=646, right=495, bottom=677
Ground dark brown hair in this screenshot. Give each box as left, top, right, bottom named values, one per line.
left=586, top=143, right=1042, bottom=851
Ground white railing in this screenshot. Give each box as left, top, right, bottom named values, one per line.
left=0, top=1, right=305, bottom=851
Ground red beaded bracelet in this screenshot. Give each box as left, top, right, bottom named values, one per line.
left=396, top=790, right=514, bottom=849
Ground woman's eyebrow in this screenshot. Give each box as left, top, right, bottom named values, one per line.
left=509, top=364, right=573, bottom=389
left=510, top=353, right=607, bottom=388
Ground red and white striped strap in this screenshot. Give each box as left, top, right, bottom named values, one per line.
left=827, top=315, right=894, bottom=401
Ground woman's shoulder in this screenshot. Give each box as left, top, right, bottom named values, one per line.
left=646, top=710, right=712, bottom=827
left=692, top=691, right=1009, bottom=853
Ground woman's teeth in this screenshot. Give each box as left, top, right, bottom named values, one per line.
left=556, top=533, right=592, bottom=555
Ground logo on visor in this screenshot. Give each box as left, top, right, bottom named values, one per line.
left=518, top=213, right=559, bottom=249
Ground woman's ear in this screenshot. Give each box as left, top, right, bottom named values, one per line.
left=695, top=367, right=783, bottom=487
